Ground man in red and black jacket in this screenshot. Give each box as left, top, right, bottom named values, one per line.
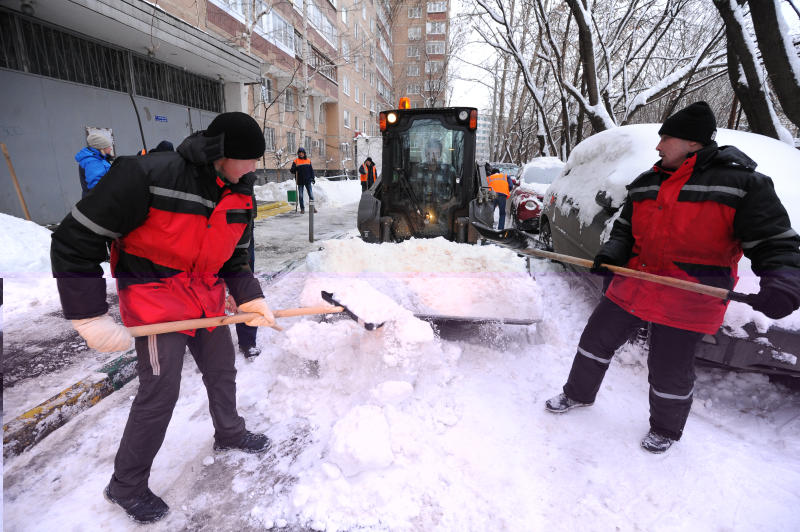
left=544, top=102, right=800, bottom=454
left=51, top=112, right=276, bottom=523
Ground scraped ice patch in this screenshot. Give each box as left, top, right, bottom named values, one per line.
left=328, top=405, right=394, bottom=477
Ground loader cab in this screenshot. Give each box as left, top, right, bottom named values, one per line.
left=358, top=104, right=486, bottom=243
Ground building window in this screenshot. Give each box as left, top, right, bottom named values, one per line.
left=426, top=41, right=445, bottom=55
left=407, top=64, right=420, bottom=77
left=284, top=88, right=296, bottom=111
left=407, top=45, right=420, bottom=58
left=427, top=1, right=447, bottom=13
left=261, top=78, right=273, bottom=102
left=406, top=84, right=420, bottom=94
left=426, top=21, right=445, bottom=35
left=424, top=80, right=444, bottom=91
left=354, top=23, right=359, bottom=40
left=355, top=86, right=360, bottom=103
left=408, top=26, right=422, bottom=40
left=354, top=116, right=359, bottom=131
left=343, top=76, right=350, bottom=96
left=318, top=138, right=326, bottom=157
left=342, top=8, right=347, bottom=23
left=408, top=6, right=421, bottom=18
left=305, top=136, right=312, bottom=152
left=344, top=109, right=351, bottom=128
left=286, top=131, right=296, bottom=153
left=425, top=61, right=443, bottom=74
left=264, top=127, right=275, bottom=151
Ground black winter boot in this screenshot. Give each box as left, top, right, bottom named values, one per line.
left=213, top=430, right=271, bottom=454
left=104, top=484, right=169, bottom=524
left=545, top=392, right=593, bottom=413
left=640, top=430, right=675, bottom=454
left=239, top=345, right=261, bottom=359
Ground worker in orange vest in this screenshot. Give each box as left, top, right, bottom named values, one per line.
left=487, top=167, right=513, bottom=230
left=358, top=157, right=376, bottom=192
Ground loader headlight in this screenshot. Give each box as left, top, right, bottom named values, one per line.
left=458, top=110, right=469, bottom=121
left=387, top=112, right=398, bottom=124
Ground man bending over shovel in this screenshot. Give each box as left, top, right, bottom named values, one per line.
left=51, top=112, right=276, bottom=524
left=544, top=102, right=800, bottom=454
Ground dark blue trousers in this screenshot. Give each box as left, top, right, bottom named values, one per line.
left=235, top=234, right=258, bottom=348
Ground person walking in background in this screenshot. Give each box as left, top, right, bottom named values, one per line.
left=290, top=147, right=316, bottom=214
left=358, top=157, right=376, bottom=192
left=75, top=132, right=114, bottom=197
left=51, top=111, right=277, bottom=523
left=487, top=167, right=512, bottom=230
left=544, top=101, right=800, bottom=454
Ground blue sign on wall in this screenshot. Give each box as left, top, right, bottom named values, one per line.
left=155, top=115, right=167, bottom=122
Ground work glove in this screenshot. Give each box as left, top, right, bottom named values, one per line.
left=238, top=297, right=276, bottom=328
left=71, top=314, right=133, bottom=352
left=746, top=286, right=800, bottom=320
left=590, top=254, right=615, bottom=276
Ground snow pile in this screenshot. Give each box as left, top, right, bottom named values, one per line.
left=1, top=213, right=61, bottom=321
left=301, top=237, right=542, bottom=319
left=255, top=179, right=362, bottom=208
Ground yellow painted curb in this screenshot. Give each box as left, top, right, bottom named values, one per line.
left=256, top=201, right=295, bottom=220
left=3, top=354, right=137, bottom=459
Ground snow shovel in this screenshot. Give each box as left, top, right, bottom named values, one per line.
left=125, top=304, right=357, bottom=337
left=321, top=291, right=538, bottom=329
left=471, top=222, right=752, bottom=303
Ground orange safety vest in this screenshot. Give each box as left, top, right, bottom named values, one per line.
left=487, top=173, right=509, bottom=196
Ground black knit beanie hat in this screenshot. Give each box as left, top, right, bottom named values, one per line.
left=204, top=112, right=265, bottom=159
left=297, top=147, right=306, bottom=156
left=658, top=101, right=717, bottom=145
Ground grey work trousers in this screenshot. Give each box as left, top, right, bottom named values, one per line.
left=108, top=326, right=245, bottom=498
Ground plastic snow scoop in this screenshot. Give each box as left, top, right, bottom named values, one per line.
left=321, top=291, right=538, bottom=330
left=471, top=222, right=752, bottom=303
left=125, top=305, right=350, bottom=337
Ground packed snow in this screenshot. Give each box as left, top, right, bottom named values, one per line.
left=3, top=134, right=800, bottom=531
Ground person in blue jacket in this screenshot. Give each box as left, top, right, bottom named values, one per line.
left=75, top=133, right=114, bottom=197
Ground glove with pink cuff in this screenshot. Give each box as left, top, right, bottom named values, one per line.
left=71, top=314, right=133, bottom=352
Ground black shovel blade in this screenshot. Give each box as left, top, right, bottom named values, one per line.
left=321, top=291, right=385, bottom=331
left=470, top=222, right=532, bottom=250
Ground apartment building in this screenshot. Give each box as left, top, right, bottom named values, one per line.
left=335, top=0, right=393, bottom=172
left=389, top=0, right=449, bottom=109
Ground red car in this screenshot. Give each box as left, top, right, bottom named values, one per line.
left=510, top=185, right=545, bottom=232
left=510, top=157, right=565, bottom=233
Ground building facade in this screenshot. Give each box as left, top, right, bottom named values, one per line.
left=389, top=0, right=449, bottom=109
left=0, top=0, right=450, bottom=223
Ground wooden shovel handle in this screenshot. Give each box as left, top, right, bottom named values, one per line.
left=525, top=247, right=743, bottom=301
left=126, top=305, right=344, bottom=337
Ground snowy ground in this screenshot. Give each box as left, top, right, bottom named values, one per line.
left=3, top=180, right=800, bottom=531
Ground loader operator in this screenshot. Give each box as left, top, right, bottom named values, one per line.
left=51, top=112, right=277, bottom=524
left=413, top=137, right=455, bottom=203
left=544, top=101, right=800, bottom=454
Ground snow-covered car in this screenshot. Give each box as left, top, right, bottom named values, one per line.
left=540, top=124, right=800, bottom=379
left=510, top=157, right=565, bottom=233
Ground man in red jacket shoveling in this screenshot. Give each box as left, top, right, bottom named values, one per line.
left=51, top=112, right=276, bottom=523
left=544, top=101, right=800, bottom=453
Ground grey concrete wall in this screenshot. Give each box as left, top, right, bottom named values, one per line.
left=0, top=69, right=218, bottom=225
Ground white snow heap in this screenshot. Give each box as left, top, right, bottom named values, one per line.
left=327, top=405, right=395, bottom=477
